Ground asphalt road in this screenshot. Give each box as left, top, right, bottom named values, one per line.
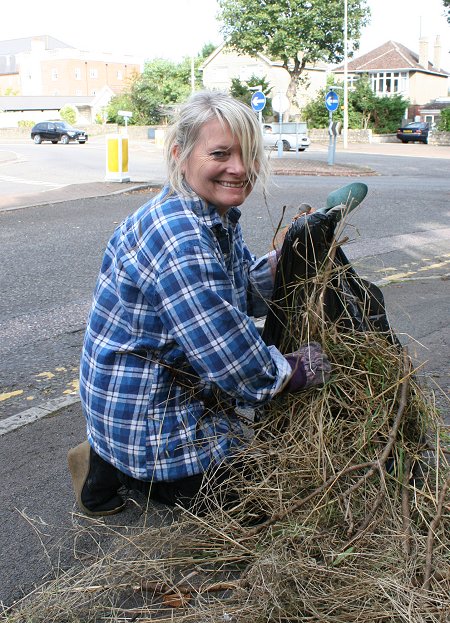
left=0, top=142, right=449, bottom=608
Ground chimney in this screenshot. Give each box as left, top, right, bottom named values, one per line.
left=418, top=37, right=429, bottom=68
left=433, top=35, right=441, bottom=72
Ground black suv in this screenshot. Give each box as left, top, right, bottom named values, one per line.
left=31, top=121, right=88, bottom=144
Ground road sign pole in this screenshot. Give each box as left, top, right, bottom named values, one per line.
left=332, top=125, right=337, bottom=164
left=271, top=92, right=290, bottom=159
left=278, top=108, right=283, bottom=158
left=327, top=110, right=334, bottom=165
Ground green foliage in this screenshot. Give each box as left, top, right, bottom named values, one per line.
left=443, top=0, right=450, bottom=23
left=229, top=74, right=274, bottom=117
left=106, top=93, right=136, bottom=125
left=128, top=52, right=212, bottom=125
left=302, top=75, right=409, bottom=133
left=105, top=44, right=216, bottom=126
left=17, top=120, right=35, bottom=128
left=217, top=0, right=370, bottom=108
left=95, top=108, right=108, bottom=124
left=370, top=94, right=410, bottom=133
left=200, top=42, right=217, bottom=59
left=59, top=105, right=77, bottom=125
left=438, top=107, right=450, bottom=131
left=1, top=87, right=19, bottom=96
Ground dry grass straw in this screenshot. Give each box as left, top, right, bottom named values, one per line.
left=3, top=225, right=449, bottom=623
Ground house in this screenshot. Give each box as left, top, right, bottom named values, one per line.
left=418, top=96, right=450, bottom=127
left=0, top=35, right=142, bottom=127
left=334, top=38, right=449, bottom=120
left=200, top=43, right=328, bottom=118
left=0, top=35, right=141, bottom=97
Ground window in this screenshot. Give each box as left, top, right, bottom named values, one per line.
left=75, top=68, right=81, bottom=80
left=370, top=71, right=408, bottom=95
left=51, top=68, right=58, bottom=80
left=75, top=89, right=82, bottom=96
left=117, top=70, right=123, bottom=80
left=89, top=68, right=98, bottom=79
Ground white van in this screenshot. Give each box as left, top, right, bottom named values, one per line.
left=262, top=122, right=310, bottom=152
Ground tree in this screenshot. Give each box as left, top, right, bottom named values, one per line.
left=370, top=94, right=409, bottom=133
left=106, top=92, right=136, bottom=125
left=217, top=0, right=370, bottom=112
left=201, top=42, right=217, bottom=59
left=438, top=107, right=450, bottom=131
left=229, top=74, right=274, bottom=117
left=59, top=105, right=77, bottom=125
left=125, top=45, right=215, bottom=125
left=443, top=0, right=450, bottom=23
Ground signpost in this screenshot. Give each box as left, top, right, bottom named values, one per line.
left=271, top=93, right=290, bottom=158
left=118, top=110, right=133, bottom=133
left=251, top=90, right=266, bottom=127
left=325, top=90, right=340, bottom=165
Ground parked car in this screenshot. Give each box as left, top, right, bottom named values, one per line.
left=31, top=121, right=88, bottom=144
left=396, top=122, right=430, bottom=144
left=263, top=122, right=310, bottom=152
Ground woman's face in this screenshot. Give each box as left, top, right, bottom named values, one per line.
left=181, top=118, right=253, bottom=215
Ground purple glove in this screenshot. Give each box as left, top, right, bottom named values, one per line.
left=284, top=341, right=331, bottom=393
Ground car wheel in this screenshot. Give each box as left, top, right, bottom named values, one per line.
left=424, top=138, right=428, bottom=145
left=33, top=135, right=42, bottom=144
left=61, top=135, right=70, bottom=144
left=282, top=140, right=291, bottom=152
left=401, top=140, right=407, bottom=144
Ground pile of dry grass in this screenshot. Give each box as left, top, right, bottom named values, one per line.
left=3, top=224, right=449, bottom=623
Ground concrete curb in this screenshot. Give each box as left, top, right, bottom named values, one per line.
left=0, top=395, right=81, bottom=436
left=0, top=182, right=159, bottom=213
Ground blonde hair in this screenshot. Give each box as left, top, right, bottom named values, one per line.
left=164, top=90, right=269, bottom=197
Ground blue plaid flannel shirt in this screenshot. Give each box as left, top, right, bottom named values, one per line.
left=80, top=186, right=291, bottom=482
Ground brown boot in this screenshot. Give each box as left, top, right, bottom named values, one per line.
left=67, top=441, right=125, bottom=516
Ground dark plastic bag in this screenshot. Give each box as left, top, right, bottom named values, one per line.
left=262, top=193, right=400, bottom=353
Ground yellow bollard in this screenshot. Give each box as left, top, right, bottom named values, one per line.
left=105, top=134, right=130, bottom=182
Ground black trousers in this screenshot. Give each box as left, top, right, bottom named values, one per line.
left=116, top=461, right=241, bottom=515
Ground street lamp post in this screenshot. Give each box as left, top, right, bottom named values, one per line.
left=191, top=56, right=195, bottom=94
left=343, top=0, right=348, bottom=149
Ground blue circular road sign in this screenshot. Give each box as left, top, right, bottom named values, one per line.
left=251, top=91, right=266, bottom=112
left=325, top=90, right=339, bottom=112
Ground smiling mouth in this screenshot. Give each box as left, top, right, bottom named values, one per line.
left=217, top=180, right=247, bottom=188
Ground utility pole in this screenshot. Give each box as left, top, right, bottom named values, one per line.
left=191, top=56, right=195, bottom=94
left=343, top=0, right=348, bottom=149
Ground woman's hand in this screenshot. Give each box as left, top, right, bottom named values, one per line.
left=284, top=341, right=331, bottom=392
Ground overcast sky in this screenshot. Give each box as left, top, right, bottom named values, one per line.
left=2, top=0, right=449, bottom=68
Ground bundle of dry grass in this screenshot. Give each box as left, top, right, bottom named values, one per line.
left=3, top=222, right=449, bottom=623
